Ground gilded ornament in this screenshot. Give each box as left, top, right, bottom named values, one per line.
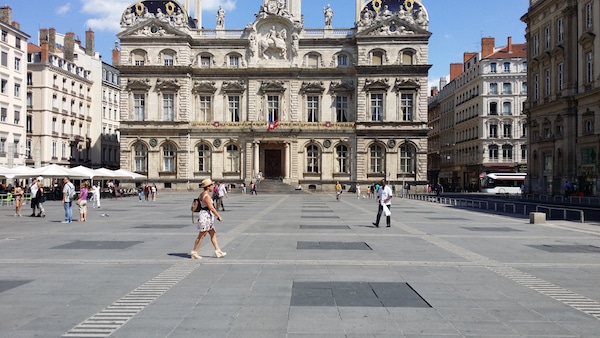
left=404, top=0, right=415, bottom=12
left=372, top=0, right=382, bottom=13
left=165, top=2, right=176, bottom=15
left=135, top=2, right=145, bottom=16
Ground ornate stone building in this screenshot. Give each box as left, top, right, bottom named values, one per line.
left=117, top=0, right=431, bottom=191
left=522, top=0, right=600, bottom=195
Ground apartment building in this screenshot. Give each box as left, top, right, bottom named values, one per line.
left=101, top=60, right=120, bottom=169
left=428, top=37, right=527, bottom=191
left=0, top=6, right=29, bottom=168
left=522, top=0, right=600, bottom=195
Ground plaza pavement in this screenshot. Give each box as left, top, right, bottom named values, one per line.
left=1, top=190, right=600, bottom=337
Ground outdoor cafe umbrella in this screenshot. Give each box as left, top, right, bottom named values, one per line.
left=69, top=165, right=97, bottom=179
left=27, top=164, right=85, bottom=178
left=113, top=168, right=147, bottom=180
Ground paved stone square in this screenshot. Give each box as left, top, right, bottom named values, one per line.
left=1, top=191, right=600, bottom=337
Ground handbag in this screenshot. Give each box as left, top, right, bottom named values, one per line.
left=76, top=199, right=81, bottom=205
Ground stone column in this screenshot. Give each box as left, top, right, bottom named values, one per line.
left=253, top=141, right=260, bottom=177
left=285, top=142, right=290, bottom=179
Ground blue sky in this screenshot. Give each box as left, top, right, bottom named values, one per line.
left=7, top=0, right=528, bottom=91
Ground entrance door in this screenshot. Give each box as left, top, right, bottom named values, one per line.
left=264, top=149, right=282, bottom=178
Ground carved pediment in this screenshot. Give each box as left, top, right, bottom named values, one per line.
left=259, top=80, right=286, bottom=94
left=300, top=81, right=325, bottom=94
left=394, top=78, right=420, bottom=91
left=222, top=80, right=247, bottom=93
left=156, top=78, right=180, bottom=91
left=192, top=81, right=217, bottom=94
left=126, top=79, right=152, bottom=91
left=329, top=81, right=355, bottom=93
left=356, top=1, right=430, bottom=34
left=120, top=1, right=195, bottom=29
left=363, top=78, right=389, bottom=91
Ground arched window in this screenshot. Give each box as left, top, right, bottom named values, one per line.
left=400, top=144, right=415, bottom=174
left=335, top=145, right=349, bottom=173
left=134, top=143, right=148, bottom=172
left=197, top=144, right=211, bottom=172
left=369, top=144, right=384, bottom=173
left=132, top=50, right=146, bottom=66
left=163, top=143, right=176, bottom=172
left=306, top=144, right=320, bottom=173
left=225, top=144, right=240, bottom=172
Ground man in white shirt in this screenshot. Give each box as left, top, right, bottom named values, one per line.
left=216, top=181, right=228, bottom=211
left=373, top=179, right=393, bottom=228
left=29, top=177, right=39, bottom=217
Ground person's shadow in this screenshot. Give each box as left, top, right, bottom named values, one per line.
left=168, top=253, right=191, bottom=259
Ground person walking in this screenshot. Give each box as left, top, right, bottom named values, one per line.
left=91, top=182, right=101, bottom=208
left=250, top=181, right=257, bottom=195
left=151, top=184, right=157, bottom=201
left=190, top=179, right=226, bottom=259
left=356, top=183, right=361, bottom=199
left=335, top=181, right=342, bottom=201
left=77, top=182, right=89, bottom=222
left=35, top=177, right=46, bottom=217
left=216, top=181, right=228, bottom=211
left=61, top=176, right=75, bottom=223
left=372, top=179, right=393, bottom=228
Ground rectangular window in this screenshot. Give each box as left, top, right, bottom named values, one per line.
left=0, top=78, right=6, bottom=94
left=370, top=93, right=383, bottom=121
left=545, top=69, right=551, bottom=96
left=557, top=18, right=564, bottom=43
left=14, top=110, right=19, bottom=124
left=585, top=2, right=593, bottom=29
left=228, top=96, right=240, bottom=122
left=503, top=124, right=512, bottom=138
left=307, top=96, right=319, bottom=122
left=162, top=94, right=174, bottom=121
left=15, top=37, right=20, bottom=49
left=401, top=93, right=413, bottom=121
left=14, top=57, right=20, bottom=71
left=267, top=95, right=279, bottom=122
left=200, top=56, right=211, bottom=68
left=1, top=31, right=6, bottom=42
left=557, top=63, right=563, bottom=91
left=489, top=83, right=498, bottom=94
left=337, top=54, right=348, bottom=67
left=335, top=96, right=348, bottom=122
left=134, top=94, right=145, bottom=121
left=0, top=107, right=6, bottom=122
left=534, top=74, right=539, bottom=100
left=503, top=62, right=511, bottom=73
left=502, top=83, right=512, bottom=94
left=1, top=51, right=7, bottom=67
left=198, top=96, right=211, bottom=121
left=586, top=52, right=593, bottom=83
left=13, top=83, right=19, bottom=97
left=229, top=56, right=239, bottom=68
left=489, top=124, right=498, bottom=138
left=544, top=26, right=551, bottom=50
left=521, top=82, right=527, bottom=95
left=521, top=145, right=527, bottom=161
left=502, top=102, right=512, bottom=115
left=543, top=153, right=553, bottom=171
left=533, top=34, right=539, bottom=55
left=490, top=63, right=497, bottom=73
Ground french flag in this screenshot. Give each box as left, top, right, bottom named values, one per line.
left=267, top=116, right=279, bottom=130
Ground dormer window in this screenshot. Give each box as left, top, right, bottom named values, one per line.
left=337, top=54, right=348, bottom=67
left=200, top=56, right=211, bottom=68
left=372, top=51, right=383, bottom=65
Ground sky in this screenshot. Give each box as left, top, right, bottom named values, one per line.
left=6, top=0, right=529, bottom=92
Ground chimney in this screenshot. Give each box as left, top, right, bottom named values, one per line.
left=65, top=32, right=75, bottom=61
left=112, top=41, right=120, bottom=66
left=0, top=6, right=12, bottom=25
left=439, top=77, right=447, bottom=89
left=507, top=36, right=513, bottom=54
left=41, top=41, right=49, bottom=63
left=463, top=52, right=477, bottom=64
left=48, top=28, right=56, bottom=53
left=430, top=86, right=439, bottom=96
left=481, top=37, right=495, bottom=57
left=85, top=29, right=95, bottom=56
left=450, top=63, right=463, bottom=81
left=39, top=28, right=48, bottom=45
left=11, top=21, right=19, bottom=30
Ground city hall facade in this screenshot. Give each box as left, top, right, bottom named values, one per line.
left=117, top=0, right=431, bottom=191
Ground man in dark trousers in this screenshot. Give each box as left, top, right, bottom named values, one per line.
left=373, top=179, right=393, bottom=228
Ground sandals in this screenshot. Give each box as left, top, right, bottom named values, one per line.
left=215, top=250, right=227, bottom=258
left=190, top=251, right=201, bottom=259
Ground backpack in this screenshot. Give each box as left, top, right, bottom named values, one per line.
left=191, top=198, right=202, bottom=212
left=67, top=183, right=76, bottom=201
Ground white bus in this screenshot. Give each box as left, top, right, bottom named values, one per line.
left=480, top=173, right=526, bottom=194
